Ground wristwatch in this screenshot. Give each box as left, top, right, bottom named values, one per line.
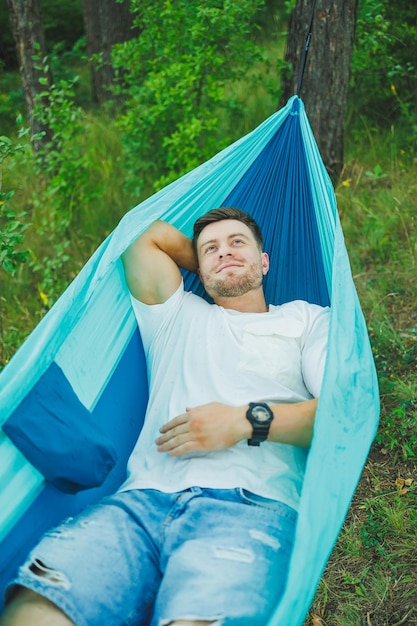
left=246, top=402, right=274, bottom=446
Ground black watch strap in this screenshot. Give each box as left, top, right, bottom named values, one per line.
left=246, top=402, right=273, bottom=447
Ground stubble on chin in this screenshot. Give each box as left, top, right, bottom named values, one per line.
left=202, top=262, right=263, bottom=299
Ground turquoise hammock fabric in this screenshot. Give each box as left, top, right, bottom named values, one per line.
left=0, top=96, right=379, bottom=625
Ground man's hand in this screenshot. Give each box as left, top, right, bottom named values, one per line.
left=155, top=398, right=319, bottom=456
left=155, top=402, right=250, bottom=457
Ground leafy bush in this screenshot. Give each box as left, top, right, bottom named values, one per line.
left=21, top=55, right=105, bottom=305
left=350, top=0, right=417, bottom=143
left=0, top=133, right=29, bottom=273
left=113, top=0, right=273, bottom=194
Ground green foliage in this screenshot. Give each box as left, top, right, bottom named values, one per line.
left=45, top=37, right=89, bottom=88
left=26, top=59, right=102, bottom=305
left=350, top=0, right=417, bottom=140
left=0, top=69, right=25, bottom=134
left=0, top=130, right=31, bottom=366
left=34, top=75, right=90, bottom=197
left=113, top=0, right=276, bottom=194
left=376, top=402, right=417, bottom=462
left=0, top=133, right=30, bottom=274
left=41, top=0, right=85, bottom=54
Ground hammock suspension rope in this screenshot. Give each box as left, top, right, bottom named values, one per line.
left=296, top=0, right=318, bottom=96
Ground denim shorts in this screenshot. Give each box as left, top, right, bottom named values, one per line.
left=7, top=487, right=297, bottom=626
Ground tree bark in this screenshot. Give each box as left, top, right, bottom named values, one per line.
left=280, top=0, right=358, bottom=184
left=6, top=0, right=53, bottom=151
left=81, top=0, right=138, bottom=105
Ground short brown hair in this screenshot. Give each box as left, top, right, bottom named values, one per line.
left=193, top=207, right=263, bottom=251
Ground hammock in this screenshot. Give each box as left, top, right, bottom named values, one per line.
left=0, top=95, right=379, bottom=625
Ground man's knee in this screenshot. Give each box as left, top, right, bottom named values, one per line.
left=0, top=587, right=75, bottom=626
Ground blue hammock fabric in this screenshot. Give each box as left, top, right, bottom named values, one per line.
left=0, top=96, right=379, bottom=625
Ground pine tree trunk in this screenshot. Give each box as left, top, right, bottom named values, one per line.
left=280, top=0, right=358, bottom=184
left=6, top=0, right=53, bottom=151
left=81, top=0, right=138, bottom=105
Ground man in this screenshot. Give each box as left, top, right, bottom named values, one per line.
left=1, top=207, right=329, bottom=626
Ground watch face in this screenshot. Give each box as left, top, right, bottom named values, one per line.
left=252, top=404, right=271, bottom=422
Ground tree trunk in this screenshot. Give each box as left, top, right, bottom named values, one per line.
left=6, top=0, right=53, bottom=151
left=280, top=0, right=358, bottom=184
left=81, top=0, right=138, bottom=105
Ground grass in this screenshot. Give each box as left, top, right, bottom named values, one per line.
left=1, top=49, right=417, bottom=626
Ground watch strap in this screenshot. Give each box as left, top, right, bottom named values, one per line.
left=246, top=402, right=273, bottom=446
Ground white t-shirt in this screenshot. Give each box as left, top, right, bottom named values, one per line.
left=120, top=281, right=329, bottom=511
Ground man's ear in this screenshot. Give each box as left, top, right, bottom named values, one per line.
left=261, top=252, right=269, bottom=276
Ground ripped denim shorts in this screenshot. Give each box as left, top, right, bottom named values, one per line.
left=6, top=487, right=297, bottom=626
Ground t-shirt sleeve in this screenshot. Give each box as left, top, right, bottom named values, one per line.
left=301, top=305, right=330, bottom=397
left=129, top=280, right=185, bottom=352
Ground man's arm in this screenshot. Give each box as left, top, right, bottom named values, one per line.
left=155, top=399, right=318, bottom=456
left=122, top=220, right=198, bottom=304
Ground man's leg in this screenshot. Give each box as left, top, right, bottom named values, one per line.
left=0, top=594, right=216, bottom=626
left=0, top=588, right=74, bottom=626
left=1, top=490, right=170, bottom=626
left=154, top=488, right=297, bottom=626
left=168, top=622, right=214, bottom=626
left=0, top=595, right=216, bottom=626
left=168, top=622, right=214, bottom=625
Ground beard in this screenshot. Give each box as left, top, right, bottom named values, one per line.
left=202, top=261, right=264, bottom=299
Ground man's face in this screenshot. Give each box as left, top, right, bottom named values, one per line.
left=196, top=219, right=269, bottom=299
